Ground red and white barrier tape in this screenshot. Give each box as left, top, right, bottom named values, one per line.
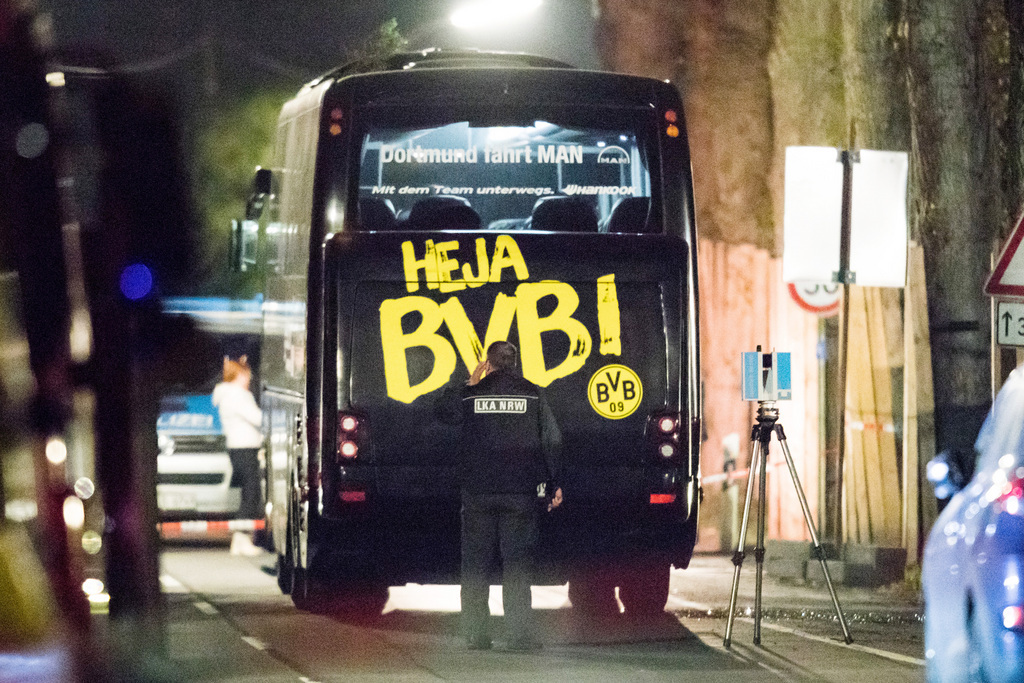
left=702, top=468, right=750, bottom=485
left=159, top=519, right=265, bottom=536
left=702, top=459, right=788, bottom=485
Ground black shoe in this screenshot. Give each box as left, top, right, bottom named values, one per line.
left=467, top=637, right=492, bottom=650
left=505, top=639, right=541, bottom=652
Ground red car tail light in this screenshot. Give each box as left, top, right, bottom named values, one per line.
left=1003, top=605, right=1024, bottom=630
left=994, top=474, right=1024, bottom=514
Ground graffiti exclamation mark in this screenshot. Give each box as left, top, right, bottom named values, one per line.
left=597, top=274, right=621, bottom=356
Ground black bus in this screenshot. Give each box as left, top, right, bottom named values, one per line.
left=236, top=49, right=702, bottom=617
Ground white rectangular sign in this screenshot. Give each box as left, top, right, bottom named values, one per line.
left=782, top=147, right=909, bottom=288
left=997, top=301, right=1024, bottom=347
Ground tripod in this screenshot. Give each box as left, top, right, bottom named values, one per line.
left=723, top=401, right=853, bottom=648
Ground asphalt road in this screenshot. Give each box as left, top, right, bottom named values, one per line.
left=151, top=543, right=925, bottom=682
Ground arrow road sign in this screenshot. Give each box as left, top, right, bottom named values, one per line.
left=996, top=301, right=1024, bottom=347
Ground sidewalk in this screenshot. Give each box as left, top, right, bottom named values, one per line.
left=669, top=552, right=923, bottom=619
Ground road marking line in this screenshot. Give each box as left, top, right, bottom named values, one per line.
left=241, top=636, right=268, bottom=651
left=193, top=600, right=218, bottom=616
left=676, top=599, right=925, bottom=668
left=711, top=638, right=799, bottom=681
left=159, top=574, right=186, bottom=592
left=737, top=617, right=926, bottom=667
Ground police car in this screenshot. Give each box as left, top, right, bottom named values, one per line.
left=156, top=394, right=240, bottom=517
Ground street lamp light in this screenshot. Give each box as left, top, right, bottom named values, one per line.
left=450, top=0, right=543, bottom=31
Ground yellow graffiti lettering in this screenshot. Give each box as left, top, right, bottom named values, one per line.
left=379, top=296, right=457, bottom=403
left=596, top=274, right=621, bottom=356
left=401, top=240, right=439, bottom=293
left=515, top=281, right=591, bottom=387
left=460, top=238, right=490, bottom=288
left=482, top=293, right=519, bottom=352
left=435, top=240, right=467, bottom=293
left=488, top=234, right=530, bottom=283
left=440, top=294, right=517, bottom=372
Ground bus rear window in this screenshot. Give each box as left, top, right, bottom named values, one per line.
left=355, top=120, right=655, bottom=233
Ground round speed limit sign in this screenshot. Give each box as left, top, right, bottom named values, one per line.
left=587, top=364, right=643, bottom=419
left=787, top=282, right=840, bottom=317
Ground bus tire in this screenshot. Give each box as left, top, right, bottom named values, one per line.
left=568, top=567, right=619, bottom=619
left=617, top=555, right=671, bottom=619
left=320, top=577, right=389, bottom=619
left=290, top=565, right=320, bottom=612
left=276, top=552, right=293, bottom=595
left=292, top=555, right=388, bottom=618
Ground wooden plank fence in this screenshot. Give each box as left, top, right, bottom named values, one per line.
left=698, top=238, right=936, bottom=560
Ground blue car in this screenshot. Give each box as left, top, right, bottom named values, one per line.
left=923, top=369, right=1024, bottom=682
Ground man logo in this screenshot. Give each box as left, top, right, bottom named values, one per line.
left=597, top=146, right=630, bottom=164
left=473, top=397, right=529, bottom=414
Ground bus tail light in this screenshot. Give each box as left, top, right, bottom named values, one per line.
left=650, top=493, right=676, bottom=504
left=327, top=106, right=346, bottom=136
left=657, top=416, right=677, bottom=434
left=664, top=110, right=680, bottom=138
left=339, top=489, right=366, bottom=504
left=648, top=411, right=681, bottom=462
left=338, top=411, right=363, bottom=461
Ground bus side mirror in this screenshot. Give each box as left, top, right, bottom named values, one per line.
left=246, top=168, right=272, bottom=220
left=229, top=219, right=260, bottom=273
left=231, top=168, right=273, bottom=272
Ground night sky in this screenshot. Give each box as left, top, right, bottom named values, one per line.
left=39, top=0, right=601, bottom=106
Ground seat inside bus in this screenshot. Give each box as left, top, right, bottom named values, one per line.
left=356, top=194, right=653, bottom=234
left=604, top=197, right=653, bottom=233
left=404, top=195, right=481, bottom=231
left=358, top=197, right=397, bottom=231
left=529, top=195, right=598, bottom=232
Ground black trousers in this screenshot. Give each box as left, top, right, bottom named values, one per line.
left=227, top=448, right=261, bottom=519
left=460, top=492, right=539, bottom=644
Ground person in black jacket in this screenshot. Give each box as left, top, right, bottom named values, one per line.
left=436, top=340, right=562, bottom=652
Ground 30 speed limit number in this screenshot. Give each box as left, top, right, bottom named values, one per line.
left=587, top=364, right=643, bottom=419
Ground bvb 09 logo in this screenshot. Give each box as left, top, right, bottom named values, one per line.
left=587, top=364, right=643, bottom=419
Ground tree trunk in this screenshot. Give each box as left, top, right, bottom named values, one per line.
left=1006, top=0, right=1024, bottom=221
left=840, top=0, right=909, bottom=150
left=903, top=0, right=993, bottom=462
left=595, top=0, right=776, bottom=248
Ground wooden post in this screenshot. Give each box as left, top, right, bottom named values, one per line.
left=902, top=244, right=937, bottom=563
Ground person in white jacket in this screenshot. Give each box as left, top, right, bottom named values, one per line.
left=212, top=356, right=263, bottom=554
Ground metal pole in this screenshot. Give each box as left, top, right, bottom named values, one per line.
left=754, top=429, right=768, bottom=646
left=724, top=425, right=763, bottom=648
left=776, top=424, right=853, bottom=644
left=830, top=148, right=857, bottom=547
